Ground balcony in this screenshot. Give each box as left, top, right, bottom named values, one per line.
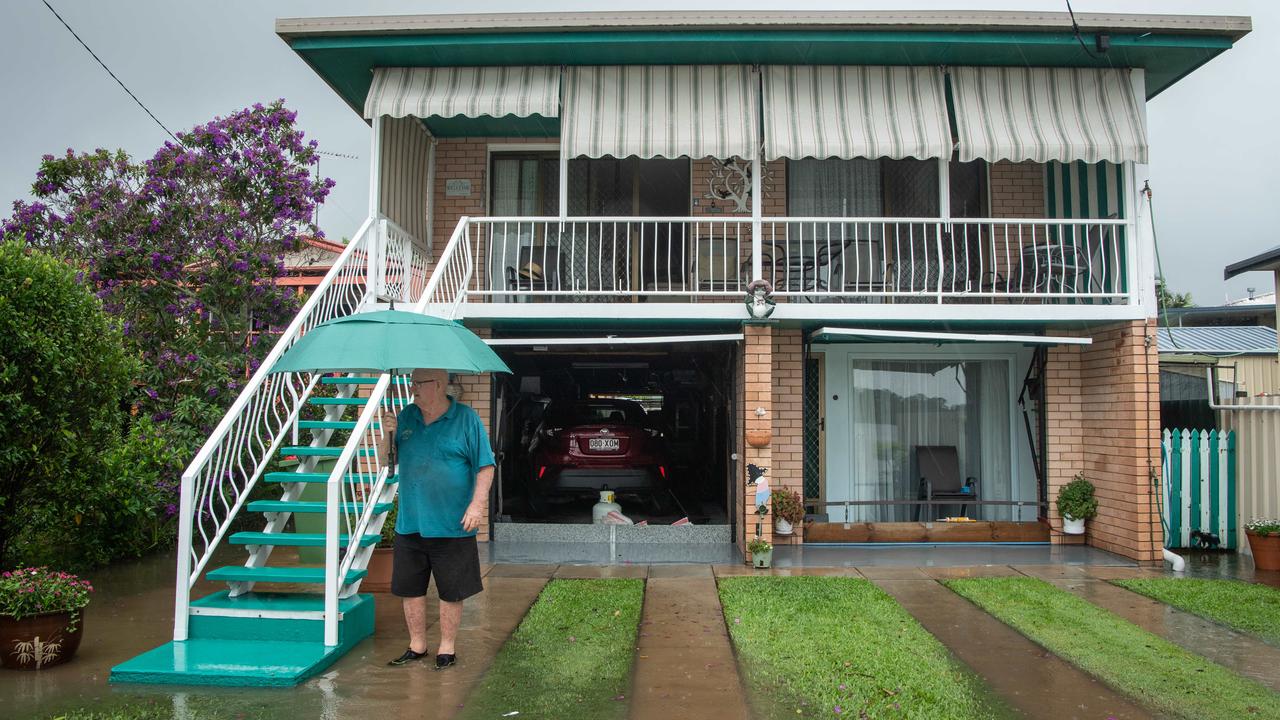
left=432, top=215, right=1138, bottom=321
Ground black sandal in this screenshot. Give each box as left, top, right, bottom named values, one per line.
left=388, top=648, right=429, bottom=666
left=434, top=653, right=457, bottom=670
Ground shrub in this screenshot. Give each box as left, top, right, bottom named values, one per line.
left=0, top=241, right=137, bottom=569
left=1056, top=474, right=1099, bottom=521
left=771, top=488, right=805, bottom=525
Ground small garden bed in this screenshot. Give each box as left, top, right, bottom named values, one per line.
left=458, top=578, right=644, bottom=720
left=1112, top=577, right=1280, bottom=646
left=945, top=577, right=1280, bottom=720
left=718, top=576, right=1004, bottom=719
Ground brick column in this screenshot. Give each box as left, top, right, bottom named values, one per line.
left=771, top=328, right=804, bottom=544
left=741, top=323, right=774, bottom=560
left=1046, top=320, right=1162, bottom=563
left=456, top=325, right=495, bottom=542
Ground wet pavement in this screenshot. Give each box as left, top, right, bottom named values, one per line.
left=4, top=549, right=1277, bottom=720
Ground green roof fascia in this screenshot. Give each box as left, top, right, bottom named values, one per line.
left=423, top=114, right=559, bottom=138
left=290, top=29, right=1234, bottom=120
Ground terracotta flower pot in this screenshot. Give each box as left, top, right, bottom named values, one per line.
left=361, top=546, right=395, bottom=593
left=0, top=610, right=84, bottom=670
left=746, top=429, right=770, bottom=448
left=1246, top=530, right=1280, bottom=572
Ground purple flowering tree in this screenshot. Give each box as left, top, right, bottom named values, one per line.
left=4, top=100, right=334, bottom=486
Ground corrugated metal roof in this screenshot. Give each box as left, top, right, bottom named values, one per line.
left=275, top=11, right=1251, bottom=39
left=1156, top=326, right=1278, bottom=356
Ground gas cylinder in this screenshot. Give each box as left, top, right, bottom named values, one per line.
left=592, top=489, right=622, bottom=524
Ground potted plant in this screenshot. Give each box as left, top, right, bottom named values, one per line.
left=747, top=537, right=773, bottom=569
left=362, top=504, right=398, bottom=593
left=1056, top=474, right=1098, bottom=535
left=772, top=488, right=804, bottom=536
left=1245, top=519, right=1280, bottom=571
left=0, top=567, right=92, bottom=670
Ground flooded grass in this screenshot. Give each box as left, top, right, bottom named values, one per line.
left=1112, top=577, right=1280, bottom=646
left=456, top=578, right=643, bottom=720
left=717, top=576, right=1005, bottom=719
left=946, top=576, right=1280, bottom=720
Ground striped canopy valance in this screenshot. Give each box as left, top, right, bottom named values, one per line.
left=762, top=66, right=952, bottom=161
left=950, top=67, right=1148, bottom=164
left=363, top=66, right=560, bottom=120
left=562, top=65, right=756, bottom=160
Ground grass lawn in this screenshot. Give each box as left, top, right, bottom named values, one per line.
left=1112, top=577, right=1280, bottom=646
left=945, top=577, right=1280, bottom=720
left=718, top=576, right=1005, bottom=719
left=457, top=578, right=644, bottom=720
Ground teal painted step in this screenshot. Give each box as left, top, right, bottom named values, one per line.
left=110, top=593, right=375, bottom=687
left=206, top=566, right=366, bottom=585
left=188, top=591, right=367, bottom=641
left=320, top=376, right=410, bottom=385
left=297, top=419, right=380, bottom=431
left=229, top=531, right=380, bottom=548
left=279, top=446, right=378, bottom=457
left=308, top=397, right=409, bottom=406
left=248, top=500, right=392, bottom=514
left=264, top=472, right=399, bottom=485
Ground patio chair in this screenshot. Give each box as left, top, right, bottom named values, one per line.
left=915, top=445, right=979, bottom=521
left=504, top=247, right=562, bottom=297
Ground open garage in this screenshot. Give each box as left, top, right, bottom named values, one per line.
left=485, top=332, right=740, bottom=534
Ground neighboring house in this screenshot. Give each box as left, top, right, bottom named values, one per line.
left=1157, top=325, right=1279, bottom=428
left=115, top=8, right=1255, bottom=687
left=1163, top=290, right=1277, bottom=329
left=280, top=235, right=347, bottom=296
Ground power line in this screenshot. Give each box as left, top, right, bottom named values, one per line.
left=40, top=0, right=180, bottom=144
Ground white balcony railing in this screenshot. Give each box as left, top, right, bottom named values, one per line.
left=458, top=216, right=1134, bottom=305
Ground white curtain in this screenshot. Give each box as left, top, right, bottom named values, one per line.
left=846, top=358, right=1010, bottom=522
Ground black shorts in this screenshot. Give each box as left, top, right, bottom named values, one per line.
left=391, top=533, right=484, bottom=602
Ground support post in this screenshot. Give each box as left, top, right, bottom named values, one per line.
left=751, top=67, right=763, bottom=281
left=367, top=117, right=385, bottom=300
left=171, top=470, right=195, bottom=641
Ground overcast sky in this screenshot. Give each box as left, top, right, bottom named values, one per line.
left=1, top=0, right=1273, bottom=304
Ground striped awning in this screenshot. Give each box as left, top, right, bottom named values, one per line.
left=762, top=66, right=951, bottom=161
left=363, top=67, right=560, bottom=120
left=950, top=67, right=1148, bottom=164
left=562, top=66, right=756, bottom=159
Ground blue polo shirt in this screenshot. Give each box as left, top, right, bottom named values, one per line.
left=394, top=397, right=495, bottom=538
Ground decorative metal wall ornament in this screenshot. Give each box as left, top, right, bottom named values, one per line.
left=745, top=279, right=776, bottom=319
left=703, top=157, right=773, bottom=212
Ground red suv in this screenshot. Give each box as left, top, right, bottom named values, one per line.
left=529, top=398, right=669, bottom=504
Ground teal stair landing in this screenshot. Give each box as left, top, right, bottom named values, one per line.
left=110, top=592, right=375, bottom=687
left=112, top=374, right=397, bottom=687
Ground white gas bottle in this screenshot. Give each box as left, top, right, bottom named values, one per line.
left=592, top=490, right=622, bottom=524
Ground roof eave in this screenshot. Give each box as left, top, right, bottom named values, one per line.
left=1224, top=247, right=1280, bottom=280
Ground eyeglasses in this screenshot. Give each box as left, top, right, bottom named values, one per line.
left=412, top=379, right=441, bottom=386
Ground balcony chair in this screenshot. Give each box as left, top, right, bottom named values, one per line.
left=503, top=247, right=562, bottom=299
left=915, top=445, right=979, bottom=521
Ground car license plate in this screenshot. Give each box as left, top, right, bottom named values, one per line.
left=588, top=438, right=620, bottom=451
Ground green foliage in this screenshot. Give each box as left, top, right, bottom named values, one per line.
left=1246, top=518, right=1280, bottom=536
left=377, top=503, right=397, bottom=548
left=458, top=579, right=643, bottom=720
left=0, top=241, right=137, bottom=569
left=771, top=487, right=805, bottom=525
left=746, top=536, right=772, bottom=554
left=1056, top=474, right=1098, bottom=521
left=1156, top=278, right=1193, bottom=309
left=1112, top=577, right=1280, bottom=646
left=945, top=577, right=1280, bottom=720
left=718, top=577, right=1001, bottom=719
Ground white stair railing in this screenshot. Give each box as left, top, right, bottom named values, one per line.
left=172, top=215, right=429, bottom=641
left=321, top=216, right=475, bottom=645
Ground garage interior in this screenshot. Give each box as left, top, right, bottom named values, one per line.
left=487, top=334, right=738, bottom=537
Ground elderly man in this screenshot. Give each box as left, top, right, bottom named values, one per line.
left=381, top=367, right=494, bottom=669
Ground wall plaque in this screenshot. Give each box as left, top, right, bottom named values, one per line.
left=445, top=179, right=472, bottom=197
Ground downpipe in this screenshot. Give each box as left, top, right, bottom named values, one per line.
left=1163, top=547, right=1185, bottom=572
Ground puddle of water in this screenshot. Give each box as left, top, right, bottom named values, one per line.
left=1, top=551, right=546, bottom=720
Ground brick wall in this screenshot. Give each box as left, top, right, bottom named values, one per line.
left=455, top=325, right=495, bottom=542
left=989, top=161, right=1046, bottom=219
left=771, top=328, right=805, bottom=544
left=1045, top=319, right=1162, bottom=562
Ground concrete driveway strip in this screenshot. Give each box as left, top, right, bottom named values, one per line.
left=629, top=573, right=750, bottom=720
left=1049, top=577, right=1280, bottom=692
left=872, top=576, right=1153, bottom=720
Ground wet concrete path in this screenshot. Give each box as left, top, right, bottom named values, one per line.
left=1048, top=573, right=1280, bottom=692
left=629, top=566, right=749, bottom=720
left=865, top=567, right=1153, bottom=720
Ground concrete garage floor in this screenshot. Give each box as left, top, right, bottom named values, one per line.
left=4, top=548, right=1275, bottom=720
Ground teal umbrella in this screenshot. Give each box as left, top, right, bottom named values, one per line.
left=270, top=310, right=510, bottom=375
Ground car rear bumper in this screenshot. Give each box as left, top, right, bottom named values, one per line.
left=549, top=467, right=658, bottom=492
